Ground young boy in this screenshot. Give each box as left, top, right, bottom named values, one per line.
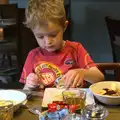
left=20, top=0, right=104, bottom=90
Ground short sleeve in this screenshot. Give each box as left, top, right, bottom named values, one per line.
left=77, top=44, right=96, bottom=69
left=19, top=51, right=34, bottom=84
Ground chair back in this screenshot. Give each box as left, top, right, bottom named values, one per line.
left=97, top=63, right=120, bottom=81
left=0, top=4, right=18, bottom=39
left=0, top=4, right=20, bottom=79
left=17, top=8, right=38, bottom=70
left=105, top=16, right=120, bottom=62
left=64, top=0, right=71, bottom=40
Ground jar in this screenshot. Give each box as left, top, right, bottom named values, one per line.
left=0, top=100, right=14, bottom=120
left=81, top=104, right=108, bottom=120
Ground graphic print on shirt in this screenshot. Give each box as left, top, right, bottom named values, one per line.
left=34, top=61, right=62, bottom=86
left=64, top=58, right=75, bottom=66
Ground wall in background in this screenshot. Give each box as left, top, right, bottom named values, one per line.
left=9, top=0, right=27, bottom=8
left=9, top=0, right=69, bottom=8
left=71, top=1, right=120, bottom=62
left=9, top=0, right=120, bottom=62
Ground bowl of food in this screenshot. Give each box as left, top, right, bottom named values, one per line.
left=0, top=90, right=27, bottom=112
left=89, top=81, right=120, bottom=105
left=0, top=100, right=14, bottom=120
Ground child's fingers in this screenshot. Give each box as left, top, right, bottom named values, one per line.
left=29, top=73, right=38, bottom=79
left=71, top=75, right=79, bottom=88
left=65, top=74, right=75, bottom=88
left=26, top=73, right=39, bottom=84
left=63, top=74, right=68, bottom=86
left=35, top=72, right=44, bottom=83
left=27, top=79, right=36, bottom=86
left=76, top=78, right=84, bottom=87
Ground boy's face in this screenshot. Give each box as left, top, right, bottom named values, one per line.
left=32, top=22, right=65, bottom=52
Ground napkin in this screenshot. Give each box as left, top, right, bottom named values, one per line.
left=42, top=88, right=65, bottom=107
left=82, top=88, right=95, bottom=105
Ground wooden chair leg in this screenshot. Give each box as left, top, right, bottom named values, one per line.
left=0, top=53, right=5, bottom=67
left=7, top=54, right=12, bottom=67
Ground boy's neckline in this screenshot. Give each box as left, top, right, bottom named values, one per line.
left=39, top=40, right=67, bottom=56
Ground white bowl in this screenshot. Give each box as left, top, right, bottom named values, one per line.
left=89, top=81, right=120, bottom=105
left=0, top=90, right=27, bottom=111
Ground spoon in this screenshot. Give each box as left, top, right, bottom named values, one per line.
left=28, top=106, right=46, bottom=120
left=21, top=103, right=42, bottom=114
left=28, top=106, right=42, bottom=115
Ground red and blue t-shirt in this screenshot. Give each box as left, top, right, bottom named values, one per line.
left=19, top=40, right=96, bottom=87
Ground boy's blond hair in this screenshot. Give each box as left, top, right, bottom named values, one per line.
left=25, top=0, right=66, bottom=29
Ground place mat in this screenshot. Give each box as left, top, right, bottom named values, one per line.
left=42, top=88, right=95, bottom=107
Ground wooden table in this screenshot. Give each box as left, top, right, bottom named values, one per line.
left=13, top=90, right=120, bottom=120
left=13, top=91, right=44, bottom=120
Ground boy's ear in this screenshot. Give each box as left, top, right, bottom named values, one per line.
left=64, top=20, right=69, bottom=32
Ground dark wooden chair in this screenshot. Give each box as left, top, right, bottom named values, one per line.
left=17, top=8, right=38, bottom=71
left=0, top=4, right=19, bottom=73
left=85, top=63, right=120, bottom=87
left=0, top=4, right=21, bottom=86
left=64, top=0, right=72, bottom=40
left=97, top=63, right=120, bottom=81
left=105, top=16, right=120, bottom=62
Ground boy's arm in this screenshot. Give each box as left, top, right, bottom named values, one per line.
left=77, top=44, right=104, bottom=83
left=19, top=51, right=34, bottom=89
left=80, top=67, right=104, bottom=84
left=20, top=51, right=45, bottom=90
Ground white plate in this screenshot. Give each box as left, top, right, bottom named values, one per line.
left=42, top=88, right=95, bottom=107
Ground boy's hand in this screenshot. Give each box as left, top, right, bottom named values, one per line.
left=25, top=73, right=39, bottom=88
left=63, top=69, right=86, bottom=88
